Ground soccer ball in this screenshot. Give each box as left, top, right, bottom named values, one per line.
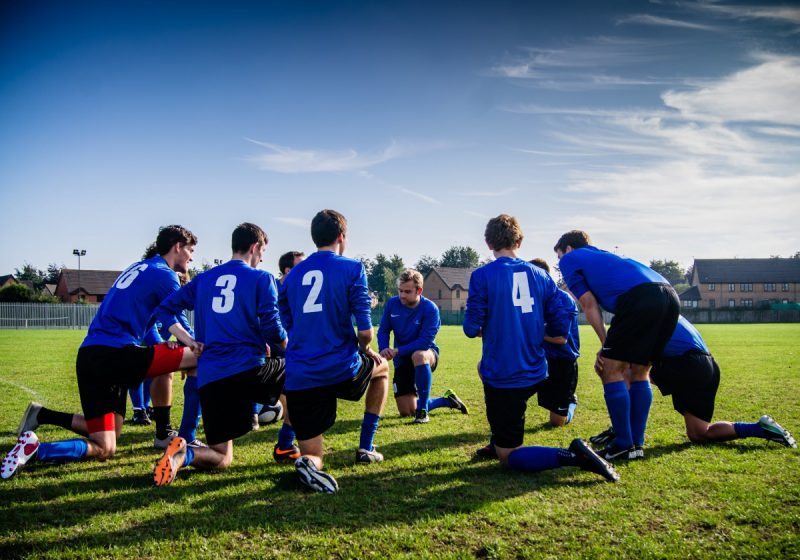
left=257, top=401, right=284, bottom=425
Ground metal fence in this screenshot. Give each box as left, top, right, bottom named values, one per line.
left=1, top=303, right=796, bottom=330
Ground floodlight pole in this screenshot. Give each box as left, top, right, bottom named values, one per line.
left=72, top=249, right=86, bottom=303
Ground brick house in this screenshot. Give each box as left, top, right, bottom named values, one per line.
left=423, top=267, right=474, bottom=311
left=55, top=269, right=122, bottom=303
left=0, top=275, right=18, bottom=290
left=686, top=258, right=800, bottom=308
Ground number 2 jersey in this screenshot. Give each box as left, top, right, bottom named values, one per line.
left=155, top=259, right=286, bottom=388
left=279, top=250, right=373, bottom=391
left=81, top=255, right=181, bottom=349
left=464, top=256, right=572, bottom=389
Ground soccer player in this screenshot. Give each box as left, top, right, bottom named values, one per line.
left=530, top=258, right=580, bottom=427
left=590, top=316, right=797, bottom=449
left=278, top=251, right=305, bottom=283
left=279, top=209, right=390, bottom=493
left=464, top=215, right=618, bottom=482
left=555, top=230, right=679, bottom=461
left=377, top=268, right=468, bottom=424
left=152, top=222, right=289, bottom=485
left=2, top=226, right=199, bottom=480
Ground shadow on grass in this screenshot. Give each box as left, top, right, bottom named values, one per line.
left=0, top=430, right=615, bottom=555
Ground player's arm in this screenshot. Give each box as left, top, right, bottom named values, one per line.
left=463, top=270, right=487, bottom=338
left=578, top=291, right=606, bottom=344
left=544, top=335, right=567, bottom=345
left=156, top=281, right=203, bottom=355
left=257, top=273, right=288, bottom=349
left=351, top=263, right=384, bottom=365
left=277, top=279, right=293, bottom=333
left=377, top=301, right=395, bottom=359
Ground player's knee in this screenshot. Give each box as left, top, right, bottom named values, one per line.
left=686, top=428, right=709, bottom=444
left=216, top=456, right=233, bottom=470
left=549, top=415, right=567, bottom=427
left=396, top=401, right=415, bottom=417
left=411, top=351, right=431, bottom=367
left=95, top=444, right=116, bottom=461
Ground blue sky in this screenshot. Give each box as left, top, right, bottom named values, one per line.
left=1, top=0, right=798, bottom=278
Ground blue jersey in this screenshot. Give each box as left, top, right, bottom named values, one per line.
left=464, top=257, right=572, bottom=389
left=663, top=316, right=708, bottom=358
left=82, top=255, right=180, bottom=348
left=543, top=289, right=580, bottom=361
left=377, top=296, right=440, bottom=363
left=155, top=259, right=286, bottom=388
left=558, top=246, right=667, bottom=313
left=142, top=314, right=194, bottom=346
left=279, top=251, right=372, bottom=391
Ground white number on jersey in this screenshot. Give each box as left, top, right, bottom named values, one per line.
left=114, top=264, right=149, bottom=290
left=302, top=270, right=323, bottom=313
left=511, top=271, right=534, bottom=313
left=212, top=274, right=237, bottom=313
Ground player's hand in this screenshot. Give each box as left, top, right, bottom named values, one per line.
left=364, top=347, right=385, bottom=366
left=189, top=340, right=204, bottom=357
left=594, top=351, right=604, bottom=376
left=165, top=340, right=180, bottom=350
left=265, top=344, right=271, bottom=358
left=379, top=348, right=393, bottom=360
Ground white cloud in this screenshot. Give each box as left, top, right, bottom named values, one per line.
left=662, top=56, right=800, bottom=125
left=397, top=187, right=440, bottom=205
left=274, top=217, right=310, bottom=228
left=695, top=3, right=800, bottom=26
left=245, top=139, right=406, bottom=173
left=617, top=14, right=717, bottom=31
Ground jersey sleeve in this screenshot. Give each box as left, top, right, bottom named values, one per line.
left=397, top=301, right=440, bottom=356
left=278, top=279, right=293, bottom=332
left=349, top=263, right=373, bottom=332
left=541, top=276, right=571, bottom=339
left=257, top=273, right=288, bottom=345
left=377, top=299, right=392, bottom=350
left=558, top=253, right=589, bottom=301
left=463, top=268, right=487, bottom=338
left=155, top=279, right=197, bottom=333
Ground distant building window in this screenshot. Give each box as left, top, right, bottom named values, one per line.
left=783, top=299, right=789, bottom=304
left=709, top=299, right=716, bottom=308
left=728, top=283, right=735, bottom=292
left=728, top=299, right=735, bottom=307
left=708, top=283, right=715, bottom=291
left=764, top=283, right=776, bottom=292
left=741, top=283, right=753, bottom=292
left=782, top=283, right=790, bottom=292
left=741, top=299, right=753, bottom=307
left=456, top=290, right=461, bottom=299
left=438, top=289, right=442, bottom=299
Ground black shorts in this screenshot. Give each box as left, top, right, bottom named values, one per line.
left=650, top=351, right=720, bottom=422
left=537, top=357, right=578, bottom=415
left=198, top=358, right=285, bottom=445
left=392, top=349, right=439, bottom=396
left=602, top=283, right=679, bottom=366
left=76, top=344, right=155, bottom=421
left=483, top=380, right=544, bottom=449
left=284, top=352, right=375, bottom=442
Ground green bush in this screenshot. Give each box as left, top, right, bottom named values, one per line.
left=0, top=283, right=34, bottom=302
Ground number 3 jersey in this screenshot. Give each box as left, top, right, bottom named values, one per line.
left=279, top=250, right=373, bottom=391
left=155, top=260, right=287, bottom=388
left=463, top=256, right=572, bottom=389
left=81, top=255, right=181, bottom=349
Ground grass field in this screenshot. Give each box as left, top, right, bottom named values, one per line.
left=1, top=325, right=799, bottom=559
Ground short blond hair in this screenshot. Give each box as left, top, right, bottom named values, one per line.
left=397, top=269, right=424, bottom=290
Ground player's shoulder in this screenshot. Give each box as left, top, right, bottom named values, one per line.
left=419, top=296, right=438, bottom=311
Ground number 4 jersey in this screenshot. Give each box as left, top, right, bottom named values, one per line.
left=464, top=256, right=572, bottom=389
left=155, top=259, right=286, bottom=388
left=82, top=255, right=181, bottom=349
left=279, top=250, right=373, bottom=391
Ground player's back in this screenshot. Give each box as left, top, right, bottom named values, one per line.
left=465, top=257, right=567, bottom=388
left=663, top=316, right=708, bottom=358
left=280, top=250, right=372, bottom=390
left=559, top=246, right=667, bottom=313
left=83, top=256, right=179, bottom=348
left=189, top=260, right=284, bottom=386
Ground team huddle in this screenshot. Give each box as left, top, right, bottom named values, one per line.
left=2, top=211, right=796, bottom=493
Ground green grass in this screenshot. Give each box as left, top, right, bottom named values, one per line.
left=1, top=325, right=799, bottom=559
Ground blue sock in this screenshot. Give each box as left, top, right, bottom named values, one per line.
left=359, top=412, right=381, bottom=451
left=734, top=422, right=768, bottom=439
left=428, top=397, right=450, bottom=411
left=143, top=379, right=153, bottom=408
left=178, top=376, right=201, bottom=441
left=253, top=402, right=262, bottom=414
left=277, top=423, right=296, bottom=449
left=566, top=400, right=577, bottom=424
left=129, top=384, right=145, bottom=409
left=37, top=439, right=89, bottom=462
left=604, top=381, right=633, bottom=449
left=183, top=446, right=195, bottom=467
left=507, top=446, right=561, bottom=472
left=415, top=364, right=432, bottom=412
left=629, top=381, right=653, bottom=447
